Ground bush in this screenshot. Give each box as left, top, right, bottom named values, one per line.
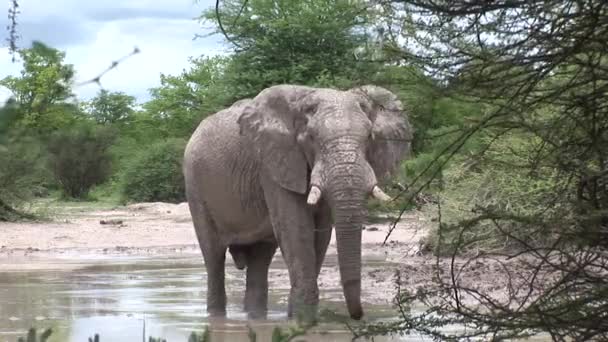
left=46, top=122, right=116, bottom=199
left=0, top=139, right=44, bottom=220
left=1, top=100, right=50, bottom=220
left=120, top=138, right=187, bottom=203
left=420, top=132, right=565, bottom=255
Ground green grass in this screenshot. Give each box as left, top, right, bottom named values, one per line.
left=17, top=325, right=317, bottom=342
left=21, top=194, right=122, bottom=222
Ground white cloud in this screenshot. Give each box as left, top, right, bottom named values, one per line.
left=0, top=0, right=229, bottom=104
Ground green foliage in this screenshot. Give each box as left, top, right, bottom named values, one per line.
left=47, top=121, right=117, bottom=199
left=149, top=337, right=167, bottom=342
left=199, top=0, right=378, bottom=97
left=143, top=56, right=232, bottom=138
left=363, top=2, right=608, bottom=340
left=270, top=326, right=307, bottom=342
left=363, top=66, right=489, bottom=213
left=188, top=328, right=210, bottom=342
left=0, top=98, right=19, bottom=142
left=247, top=326, right=256, bottom=342
left=87, top=333, right=166, bottom=342
left=120, top=138, right=187, bottom=203
left=0, top=135, right=46, bottom=220
left=17, top=328, right=52, bottom=342
left=0, top=42, right=92, bottom=213
left=16, top=325, right=315, bottom=342
left=420, top=132, right=563, bottom=254
left=0, top=100, right=47, bottom=220
left=0, top=41, right=76, bottom=133
left=82, top=89, right=137, bottom=125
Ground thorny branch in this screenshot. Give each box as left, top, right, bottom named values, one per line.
left=75, top=47, right=141, bottom=88
left=368, top=0, right=608, bottom=340
left=214, top=0, right=246, bottom=49
left=4, top=0, right=140, bottom=89
left=6, top=0, right=20, bottom=61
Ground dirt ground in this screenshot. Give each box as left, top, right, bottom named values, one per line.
left=0, top=201, right=516, bottom=308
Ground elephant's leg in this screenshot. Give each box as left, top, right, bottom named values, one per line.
left=261, top=177, right=318, bottom=323
left=203, top=245, right=227, bottom=317
left=314, top=203, right=333, bottom=277
left=244, top=241, right=278, bottom=318
left=188, top=201, right=227, bottom=317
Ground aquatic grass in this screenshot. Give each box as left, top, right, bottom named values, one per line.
left=19, top=325, right=313, bottom=342
left=17, top=328, right=52, bottom=342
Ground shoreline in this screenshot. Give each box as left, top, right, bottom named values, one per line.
left=0, top=201, right=514, bottom=308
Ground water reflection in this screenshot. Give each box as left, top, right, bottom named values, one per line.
left=0, top=254, right=407, bottom=342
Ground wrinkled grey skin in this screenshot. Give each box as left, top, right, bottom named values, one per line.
left=183, top=84, right=412, bottom=321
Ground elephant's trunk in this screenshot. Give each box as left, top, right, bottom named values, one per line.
left=326, top=162, right=368, bottom=320
left=333, top=201, right=364, bottom=319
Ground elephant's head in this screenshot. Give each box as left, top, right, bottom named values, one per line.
left=237, top=84, right=413, bottom=319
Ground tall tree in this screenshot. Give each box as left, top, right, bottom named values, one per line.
left=200, top=0, right=379, bottom=98
left=355, top=1, right=608, bottom=340
left=143, top=56, right=230, bottom=138
left=0, top=41, right=76, bottom=132
left=83, top=89, right=136, bottom=125
left=0, top=100, right=40, bottom=221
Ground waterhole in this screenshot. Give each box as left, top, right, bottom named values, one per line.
left=0, top=253, right=421, bottom=342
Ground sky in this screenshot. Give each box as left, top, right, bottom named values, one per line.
left=0, top=0, right=228, bottom=104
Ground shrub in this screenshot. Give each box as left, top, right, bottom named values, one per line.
left=120, top=138, right=187, bottom=203
left=1, top=101, right=51, bottom=220
left=420, top=132, right=565, bottom=255
left=46, top=122, right=116, bottom=199
left=0, top=140, right=42, bottom=220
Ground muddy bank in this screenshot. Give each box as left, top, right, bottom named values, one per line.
left=0, top=201, right=514, bottom=308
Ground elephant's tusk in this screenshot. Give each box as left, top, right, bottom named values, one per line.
left=372, top=185, right=392, bottom=202
left=307, top=186, right=322, bottom=205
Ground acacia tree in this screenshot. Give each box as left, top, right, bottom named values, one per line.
left=83, top=89, right=136, bottom=125
left=143, top=56, right=231, bottom=138
left=0, top=42, right=76, bottom=133
left=0, top=100, right=39, bottom=221
left=348, top=1, right=608, bottom=341
left=0, top=42, right=78, bottom=219
left=199, top=0, right=381, bottom=99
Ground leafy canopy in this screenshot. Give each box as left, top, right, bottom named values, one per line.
left=82, top=89, right=137, bottom=125
left=0, top=41, right=76, bottom=132
left=199, top=0, right=378, bottom=97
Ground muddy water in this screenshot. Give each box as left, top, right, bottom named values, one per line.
left=0, top=254, right=419, bottom=342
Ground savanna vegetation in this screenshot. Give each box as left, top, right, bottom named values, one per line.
left=1, top=0, right=606, bottom=340
left=0, top=0, right=465, bottom=217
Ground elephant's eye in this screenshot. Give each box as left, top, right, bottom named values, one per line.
left=308, top=131, right=315, bottom=142
left=305, top=102, right=319, bottom=114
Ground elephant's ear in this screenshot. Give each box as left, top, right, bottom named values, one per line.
left=237, top=85, right=314, bottom=194
left=351, top=85, right=414, bottom=183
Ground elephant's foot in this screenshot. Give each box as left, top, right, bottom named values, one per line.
left=243, top=241, right=276, bottom=319
left=289, top=302, right=318, bottom=326
left=245, top=307, right=268, bottom=320
left=206, top=306, right=227, bottom=318
left=206, top=291, right=227, bottom=317
left=244, top=288, right=268, bottom=319
left=287, top=287, right=319, bottom=325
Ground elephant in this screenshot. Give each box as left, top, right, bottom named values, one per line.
left=183, top=84, right=412, bottom=322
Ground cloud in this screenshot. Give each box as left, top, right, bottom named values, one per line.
left=84, top=6, right=198, bottom=22
left=0, top=0, right=228, bottom=104
left=13, top=15, right=96, bottom=47
left=68, top=17, right=227, bottom=102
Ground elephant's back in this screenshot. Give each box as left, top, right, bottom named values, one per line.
left=184, top=103, right=245, bottom=168
left=183, top=102, right=271, bottom=244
